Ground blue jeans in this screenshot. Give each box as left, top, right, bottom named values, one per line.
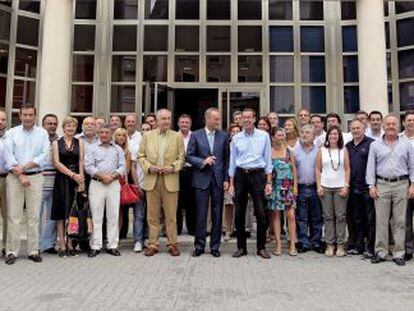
left=133, top=193, right=146, bottom=243
left=296, top=186, right=323, bottom=248
left=39, top=190, right=56, bottom=251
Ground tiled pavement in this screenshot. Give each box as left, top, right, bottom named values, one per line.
left=0, top=235, right=413, bottom=311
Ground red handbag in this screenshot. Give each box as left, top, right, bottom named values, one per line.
left=120, top=177, right=141, bottom=205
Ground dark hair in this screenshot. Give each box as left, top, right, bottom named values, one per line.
left=228, top=123, right=242, bottom=134
left=42, top=114, right=58, bottom=126
left=19, top=103, right=36, bottom=114
left=178, top=114, right=192, bottom=121
left=242, top=108, right=256, bottom=118
left=311, top=114, right=324, bottom=123
left=145, top=113, right=156, bottom=120
left=368, top=110, right=383, bottom=120
left=326, top=113, right=341, bottom=125
left=109, top=114, right=121, bottom=121
left=257, top=116, right=271, bottom=132
left=325, top=125, right=344, bottom=149
left=270, top=126, right=285, bottom=137
left=355, top=110, right=368, bottom=117
left=404, top=110, right=414, bottom=120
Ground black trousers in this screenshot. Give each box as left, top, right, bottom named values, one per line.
left=177, top=167, right=196, bottom=235
left=194, top=181, right=223, bottom=251
left=234, top=168, right=267, bottom=251
left=347, top=189, right=376, bottom=254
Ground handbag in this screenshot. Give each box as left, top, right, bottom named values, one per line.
left=120, top=176, right=141, bottom=205
left=67, top=191, right=92, bottom=241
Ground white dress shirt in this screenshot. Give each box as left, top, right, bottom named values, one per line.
left=127, top=131, right=142, bottom=161
left=366, top=127, right=384, bottom=141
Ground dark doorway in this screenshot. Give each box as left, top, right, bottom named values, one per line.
left=174, top=89, right=218, bottom=130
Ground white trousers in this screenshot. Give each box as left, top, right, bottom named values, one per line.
left=89, top=180, right=120, bottom=250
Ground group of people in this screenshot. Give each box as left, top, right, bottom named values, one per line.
left=0, top=104, right=413, bottom=267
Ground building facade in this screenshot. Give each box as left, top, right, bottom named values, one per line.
left=0, top=0, right=413, bottom=129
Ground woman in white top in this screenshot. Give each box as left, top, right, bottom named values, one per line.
left=316, top=126, right=350, bottom=257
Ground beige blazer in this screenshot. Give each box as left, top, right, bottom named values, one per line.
left=138, top=129, right=185, bottom=192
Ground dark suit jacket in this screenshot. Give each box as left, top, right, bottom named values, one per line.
left=186, top=129, right=230, bottom=190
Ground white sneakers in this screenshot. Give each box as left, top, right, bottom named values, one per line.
left=134, top=241, right=143, bottom=253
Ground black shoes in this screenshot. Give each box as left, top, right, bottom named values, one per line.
left=347, top=249, right=362, bottom=256
left=211, top=250, right=221, bottom=258
left=106, top=249, right=121, bottom=256
left=192, top=249, right=204, bottom=257
left=257, top=250, right=271, bottom=259
left=404, top=253, right=413, bottom=261
left=5, top=254, right=16, bottom=265
left=312, top=245, right=325, bottom=254
left=393, top=258, right=406, bottom=266
left=88, top=250, right=100, bottom=258
left=232, top=249, right=248, bottom=258
left=362, top=251, right=374, bottom=259
left=28, top=254, right=42, bottom=263
left=371, top=253, right=386, bottom=264
left=297, top=245, right=310, bottom=253
left=43, top=247, right=58, bottom=254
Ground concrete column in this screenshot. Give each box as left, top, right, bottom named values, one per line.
left=357, top=0, right=388, bottom=114
left=38, top=0, right=73, bottom=125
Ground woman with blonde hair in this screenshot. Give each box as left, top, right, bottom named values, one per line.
left=284, top=118, right=300, bottom=148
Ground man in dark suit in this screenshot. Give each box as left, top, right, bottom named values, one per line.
left=187, top=108, right=230, bottom=257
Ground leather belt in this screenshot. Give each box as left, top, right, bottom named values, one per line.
left=24, top=171, right=42, bottom=176
left=0, top=173, right=7, bottom=178
left=376, top=175, right=408, bottom=183
left=298, top=183, right=316, bottom=188
left=237, top=167, right=264, bottom=174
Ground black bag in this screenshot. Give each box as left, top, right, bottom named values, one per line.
left=66, top=191, right=92, bottom=241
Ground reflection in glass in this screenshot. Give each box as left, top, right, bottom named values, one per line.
left=13, top=79, right=36, bottom=108
left=207, top=26, right=230, bottom=52
left=74, top=25, right=95, bottom=51
left=343, top=55, right=359, bottom=83
left=344, top=86, right=360, bottom=113
left=269, top=26, right=293, bottom=52
left=270, top=86, right=294, bottom=113
left=387, top=52, right=392, bottom=81
left=71, top=85, right=93, bottom=112
left=238, top=26, right=262, bottom=52
left=400, top=82, right=414, bottom=111
left=111, top=85, right=135, bottom=113
left=17, top=16, right=39, bottom=46
left=0, top=44, right=8, bottom=74
left=14, top=48, right=37, bottom=78
left=396, top=2, right=414, bottom=14
left=302, top=86, right=326, bottom=113
left=113, top=26, right=137, bottom=51
left=73, top=55, right=94, bottom=82
left=175, top=56, right=199, bottom=82
left=238, top=0, right=261, bottom=20
left=207, top=0, right=230, bottom=20
left=385, top=23, right=390, bottom=49
left=270, top=56, right=293, bottom=83
left=176, top=26, right=199, bottom=52
left=341, top=1, right=356, bottom=20
left=0, top=77, right=6, bottom=108
left=399, top=49, right=414, bottom=79
left=0, top=11, right=11, bottom=41
left=206, top=56, right=230, bottom=82
left=269, top=0, right=292, bottom=20
left=112, top=55, right=135, bottom=82
left=19, top=0, right=41, bottom=13
left=144, top=25, right=168, bottom=51
left=238, top=56, right=262, bottom=82
left=300, top=1, right=323, bottom=20
left=301, top=56, right=325, bottom=83
left=176, top=0, right=199, bottom=19
left=342, top=26, right=357, bottom=52
left=145, top=0, right=168, bottom=19
left=143, top=55, right=167, bottom=82
left=397, top=18, right=414, bottom=47
left=75, top=0, right=96, bottom=19
left=114, top=0, right=138, bottom=19
left=301, top=26, right=324, bottom=52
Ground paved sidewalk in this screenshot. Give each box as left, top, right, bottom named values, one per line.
left=0, top=235, right=413, bottom=311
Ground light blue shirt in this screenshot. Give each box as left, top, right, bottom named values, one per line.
left=85, top=140, right=126, bottom=177
left=0, top=133, right=7, bottom=174
left=293, top=141, right=319, bottom=185
left=4, top=125, right=50, bottom=172
left=228, top=128, right=272, bottom=177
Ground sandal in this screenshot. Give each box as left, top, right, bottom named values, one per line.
left=289, top=248, right=298, bottom=257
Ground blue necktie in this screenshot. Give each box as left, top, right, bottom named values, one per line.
left=208, top=132, right=214, bottom=153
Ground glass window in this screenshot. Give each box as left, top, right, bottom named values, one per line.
left=397, top=18, right=414, bottom=47
left=0, top=11, right=11, bottom=41
left=238, top=56, right=262, bottom=82
left=0, top=1, right=11, bottom=7
left=384, top=1, right=389, bottom=16
left=238, top=0, right=261, bottom=20
left=73, top=55, right=94, bottom=82
left=17, top=16, right=39, bottom=46
left=74, top=25, right=95, bottom=51
left=270, top=56, right=293, bottom=83
left=300, top=1, right=323, bottom=20
left=342, top=26, right=357, bottom=52
left=144, top=26, right=168, bottom=51
left=300, top=26, right=324, bottom=52
left=19, top=0, right=40, bottom=13
left=207, top=0, right=230, bottom=20
left=206, top=55, right=231, bottom=82
left=387, top=52, right=392, bottom=81
left=112, top=55, right=135, bottom=82
left=400, top=82, right=414, bottom=111
left=238, top=26, right=262, bottom=52
left=341, top=1, right=356, bottom=20
left=143, top=55, right=167, bottom=82
left=344, top=86, right=360, bottom=114
left=176, top=0, right=199, bottom=19
left=13, top=79, right=35, bottom=108
left=399, top=49, right=414, bottom=79
left=0, top=77, right=6, bottom=108
left=207, top=26, right=230, bottom=52
left=301, top=56, right=325, bottom=83
left=114, top=0, right=138, bottom=19
left=175, top=56, right=199, bottom=82
left=145, top=0, right=168, bottom=19
left=301, top=86, right=326, bottom=113
left=343, top=55, right=359, bottom=83
left=269, top=26, right=293, bottom=52
left=111, top=85, right=135, bottom=113
left=0, top=44, right=8, bottom=74
left=14, top=47, right=37, bottom=78
left=396, top=2, right=414, bottom=14
left=269, top=0, right=292, bottom=20
left=71, top=85, right=93, bottom=112
left=113, top=26, right=137, bottom=51
left=176, top=26, right=199, bottom=52
left=75, top=0, right=96, bottom=19
left=270, top=86, right=294, bottom=114
left=385, top=22, right=390, bottom=49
